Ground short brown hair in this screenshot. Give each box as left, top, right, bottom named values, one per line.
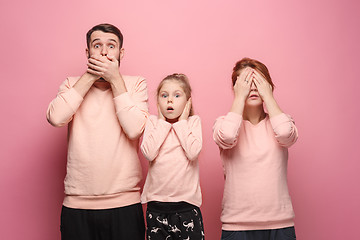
left=231, top=57, right=274, bottom=90
left=86, top=23, right=123, bottom=49
left=157, top=73, right=194, bottom=116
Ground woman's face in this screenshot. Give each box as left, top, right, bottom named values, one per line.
left=239, top=68, right=264, bottom=107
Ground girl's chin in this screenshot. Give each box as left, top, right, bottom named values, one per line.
left=165, top=117, right=180, bottom=123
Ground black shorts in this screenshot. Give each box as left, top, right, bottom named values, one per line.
left=146, top=201, right=205, bottom=240
left=221, top=227, right=296, bottom=240
left=60, top=203, right=145, bottom=240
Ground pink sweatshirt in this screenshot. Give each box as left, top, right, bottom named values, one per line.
left=47, top=76, right=148, bottom=209
left=213, top=112, right=298, bottom=230
left=140, top=115, right=202, bottom=207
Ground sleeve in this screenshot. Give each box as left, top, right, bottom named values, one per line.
left=172, top=115, right=203, bottom=161
left=269, top=113, right=298, bottom=148
left=46, top=77, right=84, bottom=127
left=140, top=116, right=172, bottom=161
left=212, top=112, right=242, bottom=149
left=113, top=76, right=149, bottom=140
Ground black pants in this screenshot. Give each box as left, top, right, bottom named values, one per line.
left=60, top=203, right=145, bottom=240
left=221, top=227, right=296, bottom=240
left=146, top=201, right=205, bottom=240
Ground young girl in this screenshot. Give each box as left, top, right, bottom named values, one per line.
left=141, top=73, right=205, bottom=240
left=213, top=58, right=298, bottom=240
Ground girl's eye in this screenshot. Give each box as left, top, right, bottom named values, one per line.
left=161, top=94, right=168, bottom=98
left=175, top=94, right=180, bottom=98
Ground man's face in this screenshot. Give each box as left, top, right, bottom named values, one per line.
left=86, top=30, right=124, bottom=62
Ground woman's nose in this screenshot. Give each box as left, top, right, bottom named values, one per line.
left=250, top=82, right=257, bottom=90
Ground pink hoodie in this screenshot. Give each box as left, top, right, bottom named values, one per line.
left=141, top=115, right=202, bottom=207
left=213, top=112, right=298, bottom=230
left=47, top=76, right=148, bottom=209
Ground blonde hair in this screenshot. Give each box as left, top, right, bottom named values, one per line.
left=156, top=73, right=194, bottom=116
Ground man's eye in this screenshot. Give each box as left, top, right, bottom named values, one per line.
left=94, top=44, right=100, bottom=48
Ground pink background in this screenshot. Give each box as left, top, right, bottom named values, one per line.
left=1, top=0, right=359, bottom=239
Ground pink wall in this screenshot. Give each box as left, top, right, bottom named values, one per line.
left=1, top=0, right=359, bottom=239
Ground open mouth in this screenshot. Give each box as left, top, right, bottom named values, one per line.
left=167, top=106, right=174, bottom=111
left=249, top=94, right=259, bottom=99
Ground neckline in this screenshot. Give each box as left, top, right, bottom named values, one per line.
left=93, top=80, right=111, bottom=91
left=243, top=114, right=268, bottom=127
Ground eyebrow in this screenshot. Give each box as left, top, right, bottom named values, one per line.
left=91, top=38, right=118, bottom=44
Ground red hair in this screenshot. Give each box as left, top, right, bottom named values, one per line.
left=231, top=58, right=274, bottom=90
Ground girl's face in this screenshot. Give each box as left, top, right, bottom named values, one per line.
left=158, top=80, right=188, bottom=122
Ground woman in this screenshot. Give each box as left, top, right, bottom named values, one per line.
left=213, top=58, right=298, bottom=240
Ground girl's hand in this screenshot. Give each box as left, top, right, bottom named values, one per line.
left=179, top=98, right=192, bottom=121
left=252, top=71, right=273, bottom=101
left=157, top=105, right=165, bottom=120
left=234, top=68, right=253, bottom=102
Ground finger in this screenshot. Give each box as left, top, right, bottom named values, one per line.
left=239, top=68, right=250, bottom=81
left=157, top=105, right=164, bottom=119
left=107, top=55, right=117, bottom=62
left=244, top=71, right=253, bottom=85
left=184, top=101, right=190, bottom=114
left=90, top=55, right=109, bottom=64
left=90, top=55, right=103, bottom=61
left=88, top=57, right=105, bottom=67
left=252, top=74, right=261, bottom=85
left=87, top=62, right=104, bottom=72
left=87, top=68, right=102, bottom=76
left=253, top=71, right=267, bottom=84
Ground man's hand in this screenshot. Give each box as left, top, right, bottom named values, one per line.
left=87, top=55, right=127, bottom=97
left=87, top=55, right=121, bottom=84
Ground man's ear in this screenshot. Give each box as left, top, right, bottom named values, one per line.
left=119, top=48, right=125, bottom=60
left=86, top=48, right=89, bottom=58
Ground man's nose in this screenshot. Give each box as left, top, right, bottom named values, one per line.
left=101, top=46, right=108, bottom=56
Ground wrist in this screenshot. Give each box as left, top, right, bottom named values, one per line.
left=83, top=72, right=98, bottom=83
left=261, top=93, right=275, bottom=103
left=234, top=95, right=247, bottom=103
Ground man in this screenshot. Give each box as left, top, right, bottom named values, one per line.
left=47, top=23, right=148, bottom=240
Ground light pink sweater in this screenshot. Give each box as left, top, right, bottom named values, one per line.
left=140, top=115, right=202, bottom=207
left=47, top=76, right=148, bottom=209
left=213, top=112, right=298, bottom=230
